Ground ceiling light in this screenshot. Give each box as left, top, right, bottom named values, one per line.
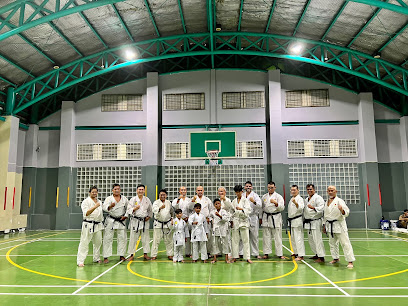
left=53, top=65, right=59, bottom=69
left=290, top=43, right=304, bottom=55
left=373, top=52, right=381, bottom=59
left=216, top=23, right=222, bottom=31
left=125, top=49, right=136, bottom=61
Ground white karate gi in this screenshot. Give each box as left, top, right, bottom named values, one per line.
left=231, top=197, right=252, bottom=260
left=77, top=197, right=104, bottom=265
left=261, top=191, right=285, bottom=256
left=189, top=212, right=209, bottom=260
left=127, top=195, right=152, bottom=255
left=220, top=197, right=233, bottom=255
left=190, top=195, right=212, bottom=253
left=242, top=191, right=262, bottom=256
left=210, top=208, right=230, bottom=255
left=172, top=196, right=192, bottom=255
left=304, top=193, right=325, bottom=258
left=288, top=194, right=305, bottom=257
left=324, top=197, right=355, bottom=262
left=172, top=217, right=189, bottom=262
left=151, top=199, right=173, bottom=257
left=102, top=195, right=128, bottom=258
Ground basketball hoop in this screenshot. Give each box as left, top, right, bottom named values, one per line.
left=206, top=150, right=220, bottom=166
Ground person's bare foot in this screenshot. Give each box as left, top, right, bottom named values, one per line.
left=278, top=256, right=287, bottom=259
left=225, top=260, right=230, bottom=264
left=168, top=256, right=173, bottom=260
left=347, top=262, right=354, bottom=268
left=315, top=257, right=325, bottom=263
left=119, top=256, right=126, bottom=261
left=211, top=260, right=216, bottom=264
left=247, top=259, right=253, bottom=264
left=295, top=256, right=304, bottom=261
left=144, top=254, right=150, bottom=260
left=192, top=260, right=197, bottom=263
left=262, top=254, right=269, bottom=259
left=77, top=263, right=84, bottom=267
left=330, top=259, right=340, bottom=264
left=127, top=255, right=134, bottom=261
left=103, top=258, right=109, bottom=264
left=309, top=255, right=319, bottom=260
left=230, top=258, right=237, bottom=263
left=151, top=257, right=157, bottom=260
left=256, top=255, right=262, bottom=259
left=181, top=260, right=185, bottom=263
left=203, top=260, right=207, bottom=263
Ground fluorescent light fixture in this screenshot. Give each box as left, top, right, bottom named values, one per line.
left=125, top=49, right=136, bottom=60
left=289, top=43, right=304, bottom=55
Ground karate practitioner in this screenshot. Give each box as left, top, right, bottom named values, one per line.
left=324, top=186, right=355, bottom=268
left=218, top=186, right=233, bottom=256
left=189, top=203, right=209, bottom=262
left=127, top=184, right=152, bottom=261
left=172, top=208, right=189, bottom=263
left=304, top=184, right=325, bottom=262
left=261, top=181, right=286, bottom=259
left=287, top=185, right=305, bottom=261
left=102, top=184, right=128, bottom=263
left=210, top=198, right=230, bottom=264
left=172, top=186, right=192, bottom=256
left=231, top=185, right=253, bottom=264
left=242, top=181, right=262, bottom=259
left=151, top=189, right=174, bottom=260
left=77, top=186, right=104, bottom=267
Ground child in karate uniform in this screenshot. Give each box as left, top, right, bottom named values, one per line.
left=210, top=198, right=230, bottom=264
left=172, top=208, right=189, bottom=263
left=188, top=203, right=209, bottom=262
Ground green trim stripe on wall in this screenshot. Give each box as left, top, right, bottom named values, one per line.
left=282, top=120, right=359, bottom=126
left=162, top=123, right=266, bottom=129
left=75, top=125, right=147, bottom=130
left=39, top=126, right=61, bottom=130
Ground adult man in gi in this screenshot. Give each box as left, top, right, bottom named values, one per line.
left=287, top=185, right=305, bottom=261
left=324, top=185, right=355, bottom=268
left=261, top=181, right=286, bottom=259
left=172, top=186, right=192, bottom=256
left=304, top=184, right=325, bottom=262
left=127, top=184, right=152, bottom=261
left=103, top=183, right=128, bottom=263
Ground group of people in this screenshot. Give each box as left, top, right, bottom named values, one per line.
left=77, top=181, right=355, bottom=268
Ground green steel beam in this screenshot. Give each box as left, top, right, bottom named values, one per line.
left=321, top=1, right=348, bottom=40
left=293, top=0, right=312, bottom=36
left=264, top=0, right=277, bottom=33
left=76, top=2, right=109, bottom=48
left=347, top=0, right=408, bottom=15
left=144, top=0, right=160, bottom=37
left=0, top=0, right=127, bottom=43
left=238, top=0, right=244, bottom=31
left=208, top=0, right=215, bottom=68
left=111, top=3, right=134, bottom=42
left=10, top=32, right=408, bottom=115
left=347, top=1, right=387, bottom=48
left=0, top=75, right=17, bottom=87
left=177, top=0, right=187, bottom=33
left=377, top=21, right=408, bottom=53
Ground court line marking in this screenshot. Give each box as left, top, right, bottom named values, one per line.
left=4, top=254, right=408, bottom=257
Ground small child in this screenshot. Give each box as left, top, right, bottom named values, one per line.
left=188, top=203, right=208, bottom=263
left=172, top=208, right=189, bottom=263
left=210, top=198, right=230, bottom=264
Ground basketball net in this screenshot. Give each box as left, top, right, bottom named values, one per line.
left=206, top=150, right=220, bottom=166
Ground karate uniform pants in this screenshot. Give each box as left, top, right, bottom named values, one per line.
left=77, top=228, right=102, bottom=265
left=185, top=237, right=191, bottom=255
left=290, top=226, right=305, bottom=257
left=328, top=230, right=355, bottom=262
left=192, top=241, right=208, bottom=260
left=151, top=228, right=173, bottom=257
left=212, top=235, right=229, bottom=255
left=127, top=228, right=151, bottom=255
left=239, top=223, right=259, bottom=256
left=173, top=244, right=185, bottom=262
left=206, top=227, right=213, bottom=254
left=232, top=227, right=250, bottom=260
left=307, top=227, right=325, bottom=258
left=103, top=227, right=127, bottom=258
left=262, top=226, right=283, bottom=257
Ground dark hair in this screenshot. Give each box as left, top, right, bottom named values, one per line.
left=194, top=203, right=201, bottom=209
left=404, top=209, right=408, bottom=213
left=268, top=181, right=276, bottom=186
left=159, top=189, right=167, bottom=195
left=89, top=186, right=98, bottom=193
left=234, top=185, right=243, bottom=192
left=291, top=184, right=299, bottom=190
left=175, top=208, right=182, bottom=215
left=112, top=183, right=120, bottom=189
left=137, top=184, right=145, bottom=189
left=245, top=181, right=252, bottom=186
left=306, top=184, right=315, bottom=190
left=213, top=198, right=221, bottom=204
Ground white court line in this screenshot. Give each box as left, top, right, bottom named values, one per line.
left=71, top=239, right=153, bottom=295
left=3, top=254, right=408, bottom=257
left=282, top=245, right=350, bottom=297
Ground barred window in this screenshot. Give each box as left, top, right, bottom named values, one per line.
left=101, top=94, right=143, bottom=111
left=77, top=143, right=142, bottom=161
left=236, top=141, right=264, bottom=158
left=285, top=89, right=329, bottom=108
left=163, top=93, right=205, bottom=110
left=222, top=91, right=265, bottom=109
left=287, top=139, right=357, bottom=158
left=164, top=142, right=189, bottom=160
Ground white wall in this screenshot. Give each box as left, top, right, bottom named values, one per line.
left=375, top=124, right=403, bottom=163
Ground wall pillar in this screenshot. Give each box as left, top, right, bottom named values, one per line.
left=400, top=116, right=408, bottom=209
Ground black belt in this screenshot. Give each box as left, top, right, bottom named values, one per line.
left=155, top=218, right=172, bottom=235
left=265, top=211, right=281, bottom=229
left=83, top=220, right=101, bottom=232
left=109, top=215, right=126, bottom=227
left=287, top=214, right=303, bottom=234
left=131, top=216, right=147, bottom=232
left=326, top=220, right=338, bottom=238
left=303, top=218, right=321, bottom=234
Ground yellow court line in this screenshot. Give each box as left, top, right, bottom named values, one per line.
left=372, top=230, right=408, bottom=242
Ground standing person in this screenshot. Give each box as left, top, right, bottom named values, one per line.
left=127, top=184, right=152, bottom=261
left=210, top=198, right=230, bottom=264
left=261, top=181, right=286, bottom=259
left=287, top=185, right=305, bottom=261
left=242, top=181, right=262, bottom=259
left=172, top=186, right=192, bottom=257
left=151, top=189, right=174, bottom=260
left=231, top=185, right=253, bottom=264
left=189, top=203, right=209, bottom=263
left=77, top=186, right=104, bottom=267
left=304, top=184, right=325, bottom=262
left=324, top=186, right=355, bottom=268
left=102, top=184, right=128, bottom=263
left=218, top=187, right=234, bottom=214
left=172, top=209, right=189, bottom=263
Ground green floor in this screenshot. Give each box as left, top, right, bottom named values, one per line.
left=0, top=229, right=407, bottom=305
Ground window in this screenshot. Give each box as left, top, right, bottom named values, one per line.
left=164, top=142, right=189, bottom=160
left=222, top=91, right=265, bottom=109
left=101, top=94, right=143, bottom=111
left=285, top=89, right=329, bottom=108
left=287, top=139, right=358, bottom=158
left=77, top=143, right=142, bottom=161
left=236, top=141, right=264, bottom=158
left=163, top=93, right=205, bottom=110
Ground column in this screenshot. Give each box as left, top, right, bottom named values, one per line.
left=400, top=116, right=408, bottom=207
